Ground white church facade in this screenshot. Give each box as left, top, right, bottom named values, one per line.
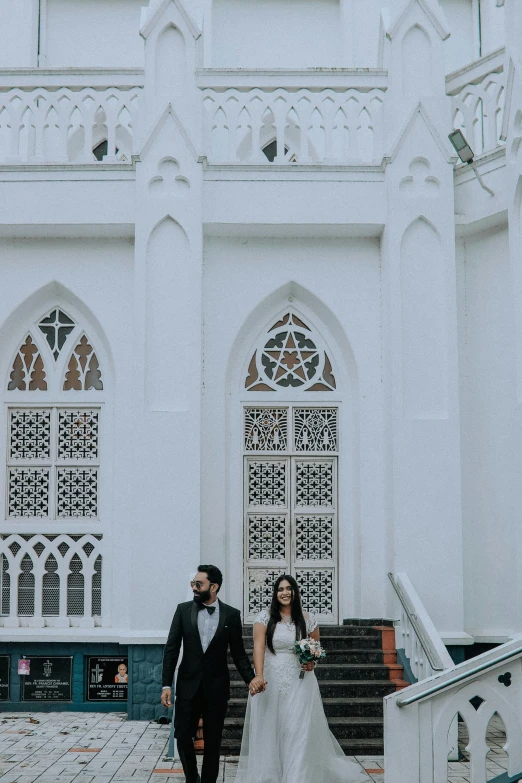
left=0, top=0, right=520, bottom=718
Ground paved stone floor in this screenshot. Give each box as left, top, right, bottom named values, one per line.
left=0, top=711, right=509, bottom=782
left=446, top=714, right=509, bottom=783
left=0, top=713, right=383, bottom=782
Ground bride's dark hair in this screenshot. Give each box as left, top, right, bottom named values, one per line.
left=266, top=574, right=307, bottom=654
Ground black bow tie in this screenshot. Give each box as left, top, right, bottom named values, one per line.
left=199, top=604, right=216, bottom=615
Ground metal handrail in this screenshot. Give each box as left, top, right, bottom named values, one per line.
left=397, top=644, right=522, bottom=707
left=388, top=572, right=445, bottom=673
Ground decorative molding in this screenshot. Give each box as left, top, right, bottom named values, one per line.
left=140, top=0, right=201, bottom=40
left=388, top=102, right=456, bottom=164
left=387, top=0, right=450, bottom=41
left=135, top=103, right=201, bottom=162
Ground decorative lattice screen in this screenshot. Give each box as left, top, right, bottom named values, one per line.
left=7, top=408, right=100, bottom=520
left=244, top=406, right=338, bottom=623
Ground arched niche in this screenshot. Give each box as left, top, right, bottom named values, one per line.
left=400, top=217, right=448, bottom=419
left=145, top=216, right=191, bottom=411
left=402, top=24, right=433, bottom=98
left=155, top=24, right=186, bottom=96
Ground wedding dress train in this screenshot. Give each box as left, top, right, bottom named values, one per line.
left=235, top=610, right=369, bottom=783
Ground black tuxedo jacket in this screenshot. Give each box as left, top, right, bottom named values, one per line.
left=161, top=600, right=255, bottom=701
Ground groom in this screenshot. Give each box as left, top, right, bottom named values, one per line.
left=161, top=564, right=265, bottom=783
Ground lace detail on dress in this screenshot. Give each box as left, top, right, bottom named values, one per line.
left=254, top=610, right=318, bottom=696
left=255, top=608, right=270, bottom=626
left=306, top=612, right=318, bottom=634
left=264, top=619, right=301, bottom=697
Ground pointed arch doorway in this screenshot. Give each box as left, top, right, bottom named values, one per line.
left=241, top=311, right=340, bottom=624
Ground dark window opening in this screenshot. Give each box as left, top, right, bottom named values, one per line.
left=93, top=140, right=120, bottom=162
left=262, top=141, right=290, bottom=162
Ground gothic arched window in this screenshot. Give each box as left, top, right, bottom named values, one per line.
left=1, top=304, right=106, bottom=627
left=242, top=309, right=340, bottom=625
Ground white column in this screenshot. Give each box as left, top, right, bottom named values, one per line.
left=129, top=0, right=203, bottom=633
left=383, top=0, right=464, bottom=635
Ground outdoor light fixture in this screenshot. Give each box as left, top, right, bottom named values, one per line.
left=448, top=129, right=495, bottom=197
left=448, top=130, right=474, bottom=164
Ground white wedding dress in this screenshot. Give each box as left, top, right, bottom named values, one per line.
left=235, top=609, right=369, bottom=783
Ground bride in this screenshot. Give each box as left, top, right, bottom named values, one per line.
left=235, top=575, right=368, bottom=783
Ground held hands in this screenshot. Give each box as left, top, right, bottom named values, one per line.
left=161, top=687, right=172, bottom=708
left=249, top=675, right=267, bottom=696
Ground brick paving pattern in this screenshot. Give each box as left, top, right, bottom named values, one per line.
left=0, top=711, right=507, bottom=781
left=0, top=713, right=379, bottom=782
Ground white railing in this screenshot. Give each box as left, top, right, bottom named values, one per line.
left=0, top=85, right=141, bottom=164
left=0, top=533, right=103, bottom=628
left=389, top=572, right=454, bottom=682
left=447, top=48, right=506, bottom=157
left=202, top=86, right=386, bottom=165
left=385, top=637, right=522, bottom=783
left=389, top=572, right=459, bottom=762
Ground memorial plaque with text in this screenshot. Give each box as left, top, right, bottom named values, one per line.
left=0, top=657, right=9, bottom=701
left=87, top=657, right=128, bottom=701
left=21, top=657, right=72, bottom=702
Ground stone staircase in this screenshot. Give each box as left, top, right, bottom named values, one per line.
left=221, top=619, right=409, bottom=756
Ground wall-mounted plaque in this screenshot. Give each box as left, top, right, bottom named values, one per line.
left=87, top=657, right=128, bottom=701
left=21, top=657, right=73, bottom=702
left=0, top=656, right=9, bottom=701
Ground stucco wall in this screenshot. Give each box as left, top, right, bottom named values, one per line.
left=457, top=227, right=522, bottom=639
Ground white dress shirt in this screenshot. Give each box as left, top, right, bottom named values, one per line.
left=197, top=598, right=220, bottom=653
left=162, top=599, right=221, bottom=690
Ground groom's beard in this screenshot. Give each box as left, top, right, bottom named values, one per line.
left=193, top=589, right=212, bottom=604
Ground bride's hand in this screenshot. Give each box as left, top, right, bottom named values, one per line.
left=301, top=662, right=316, bottom=672
left=249, top=675, right=267, bottom=695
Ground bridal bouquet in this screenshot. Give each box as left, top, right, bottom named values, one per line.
left=295, top=638, right=326, bottom=679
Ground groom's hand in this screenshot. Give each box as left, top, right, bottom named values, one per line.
left=249, top=675, right=267, bottom=696
left=161, top=687, right=172, bottom=708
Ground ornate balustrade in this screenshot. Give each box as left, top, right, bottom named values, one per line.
left=447, top=48, right=506, bottom=157
left=0, top=533, right=103, bottom=628
left=385, top=636, right=522, bottom=783
left=0, top=82, right=142, bottom=165
left=202, top=84, right=387, bottom=165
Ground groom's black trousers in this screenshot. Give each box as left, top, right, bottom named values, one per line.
left=174, top=684, right=228, bottom=783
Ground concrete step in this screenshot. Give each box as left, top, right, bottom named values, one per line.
left=243, top=624, right=383, bottom=639
left=223, top=715, right=383, bottom=741
left=231, top=648, right=393, bottom=664
left=240, top=635, right=384, bottom=651
left=343, top=618, right=395, bottom=627
left=220, top=737, right=385, bottom=756
left=224, top=621, right=400, bottom=757
left=228, top=662, right=403, bottom=681
left=226, top=696, right=384, bottom=718
left=230, top=678, right=398, bottom=699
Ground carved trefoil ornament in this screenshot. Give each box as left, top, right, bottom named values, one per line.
left=8, top=336, right=47, bottom=391
left=64, top=335, right=103, bottom=391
